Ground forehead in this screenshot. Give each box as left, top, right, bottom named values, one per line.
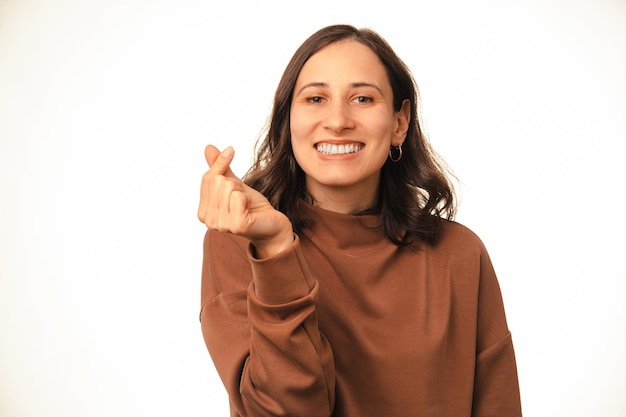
left=296, top=40, right=390, bottom=88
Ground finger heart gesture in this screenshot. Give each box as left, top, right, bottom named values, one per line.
left=198, top=145, right=294, bottom=258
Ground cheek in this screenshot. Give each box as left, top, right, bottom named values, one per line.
left=367, top=116, right=397, bottom=145
left=289, top=110, right=309, bottom=141
left=289, top=117, right=307, bottom=166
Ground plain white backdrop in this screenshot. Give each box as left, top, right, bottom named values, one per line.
left=1, top=0, right=625, bottom=416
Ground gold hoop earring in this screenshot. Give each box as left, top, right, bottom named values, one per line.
left=389, top=144, right=402, bottom=162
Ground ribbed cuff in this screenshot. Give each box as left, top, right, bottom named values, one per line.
left=248, top=234, right=315, bottom=304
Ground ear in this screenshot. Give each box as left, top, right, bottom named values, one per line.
left=392, top=99, right=411, bottom=146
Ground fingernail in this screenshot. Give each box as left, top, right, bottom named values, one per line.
left=222, top=147, right=234, bottom=159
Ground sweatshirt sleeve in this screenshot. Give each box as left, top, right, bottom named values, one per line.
left=471, top=243, right=522, bottom=417
left=199, top=229, right=335, bottom=417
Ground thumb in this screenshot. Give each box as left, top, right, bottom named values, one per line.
left=205, top=145, right=237, bottom=179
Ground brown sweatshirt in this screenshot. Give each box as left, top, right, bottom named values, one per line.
left=200, top=202, right=522, bottom=417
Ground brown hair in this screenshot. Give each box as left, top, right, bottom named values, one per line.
left=243, top=24, right=457, bottom=245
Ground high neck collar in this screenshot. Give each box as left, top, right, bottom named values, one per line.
left=297, top=200, right=388, bottom=254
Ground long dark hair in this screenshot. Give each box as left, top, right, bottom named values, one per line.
left=243, top=24, right=457, bottom=245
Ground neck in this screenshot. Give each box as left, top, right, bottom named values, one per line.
left=305, top=182, right=379, bottom=215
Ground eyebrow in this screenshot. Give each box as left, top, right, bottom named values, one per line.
left=295, top=81, right=384, bottom=96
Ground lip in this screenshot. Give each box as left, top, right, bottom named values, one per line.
left=314, top=140, right=364, bottom=146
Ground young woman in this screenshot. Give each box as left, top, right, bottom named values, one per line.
left=198, top=24, right=522, bottom=417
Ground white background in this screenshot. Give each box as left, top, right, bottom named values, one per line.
left=1, top=0, right=625, bottom=416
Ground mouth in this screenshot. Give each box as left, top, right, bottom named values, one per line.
left=315, top=142, right=364, bottom=155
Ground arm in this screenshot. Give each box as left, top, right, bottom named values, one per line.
left=198, top=145, right=335, bottom=416
left=471, top=245, right=522, bottom=417
left=200, top=230, right=335, bottom=417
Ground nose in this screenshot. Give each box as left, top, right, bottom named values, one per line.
left=323, top=101, right=354, bottom=133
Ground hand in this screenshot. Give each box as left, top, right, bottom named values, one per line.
left=198, top=145, right=294, bottom=258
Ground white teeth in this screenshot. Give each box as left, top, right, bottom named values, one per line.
left=316, top=143, right=363, bottom=155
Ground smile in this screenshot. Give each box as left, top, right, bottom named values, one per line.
left=315, top=143, right=363, bottom=155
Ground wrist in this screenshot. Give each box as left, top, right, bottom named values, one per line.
left=251, top=229, right=294, bottom=259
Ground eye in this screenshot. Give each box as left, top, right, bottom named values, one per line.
left=354, top=96, right=373, bottom=104
left=307, top=96, right=325, bottom=104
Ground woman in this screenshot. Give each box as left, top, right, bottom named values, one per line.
left=198, top=24, right=522, bottom=417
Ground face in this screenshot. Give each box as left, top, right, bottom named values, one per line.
left=290, top=40, right=410, bottom=209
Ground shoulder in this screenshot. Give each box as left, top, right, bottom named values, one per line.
left=428, top=219, right=490, bottom=261
left=438, top=219, right=485, bottom=246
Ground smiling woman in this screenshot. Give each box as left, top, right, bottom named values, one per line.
left=197, top=24, right=522, bottom=417
left=243, top=25, right=456, bottom=246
